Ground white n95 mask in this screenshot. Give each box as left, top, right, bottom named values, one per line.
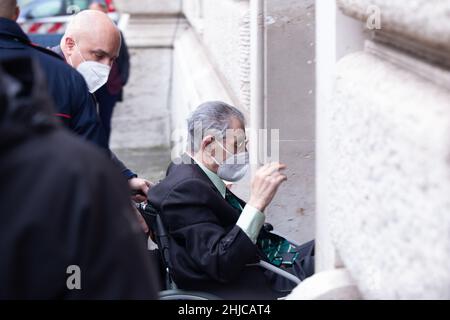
left=76, top=61, right=111, bottom=93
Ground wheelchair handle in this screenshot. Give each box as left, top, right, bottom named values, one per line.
left=134, top=202, right=176, bottom=289
left=134, top=202, right=158, bottom=216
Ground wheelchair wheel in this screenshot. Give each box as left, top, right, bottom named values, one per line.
left=159, top=290, right=222, bottom=300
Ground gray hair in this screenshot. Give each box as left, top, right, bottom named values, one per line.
left=187, top=101, right=246, bottom=153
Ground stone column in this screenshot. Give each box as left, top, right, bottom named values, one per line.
left=312, top=0, right=450, bottom=299
left=315, top=0, right=368, bottom=274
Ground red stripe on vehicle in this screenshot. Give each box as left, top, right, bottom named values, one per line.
left=28, top=23, right=43, bottom=34
left=47, top=22, right=63, bottom=34
left=55, top=113, right=72, bottom=119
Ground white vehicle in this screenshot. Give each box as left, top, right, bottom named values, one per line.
left=17, top=0, right=120, bottom=48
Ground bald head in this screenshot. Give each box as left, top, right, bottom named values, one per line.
left=0, top=0, right=19, bottom=20
left=61, top=10, right=121, bottom=68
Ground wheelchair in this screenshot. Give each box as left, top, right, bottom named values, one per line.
left=135, top=202, right=306, bottom=300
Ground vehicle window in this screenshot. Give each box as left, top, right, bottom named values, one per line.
left=28, top=0, right=63, bottom=19
left=18, top=0, right=34, bottom=7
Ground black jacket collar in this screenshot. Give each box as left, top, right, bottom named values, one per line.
left=166, top=153, right=223, bottom=197
left=0, top=17, right=30, bottom=44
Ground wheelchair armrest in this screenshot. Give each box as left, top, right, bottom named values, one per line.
left=247, top=261, right=302, bottom=285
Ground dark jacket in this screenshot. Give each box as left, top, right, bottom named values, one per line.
left=50, top=45, right=136, bottom=179
left=0, top=17, right=107, bottom=148
left=0, top=57, right=159, bottom=299
left=148, top=155, right=282, bottom=299
left=0, top=18, right=135, bottom=178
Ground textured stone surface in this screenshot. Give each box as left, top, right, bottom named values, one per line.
left=123, top=17, right=188, bottom=48
left=266, top=140, right=316, bottom=244
left=287, top=269, right=362, bottom=300
left=114, top=0, right=182, bottom=15
left=329, top=51, right=450, bottom=299
left=112, top=147, right=171, bottom=183
left=110, top=49, right=172, bottom=149
left=182, top=0, right=205, bottom=33
left=337, top=0, right=450, bottom=52
left=201, top=0, right=251, bottom=110
left=263, top=0, right=316, bottom=244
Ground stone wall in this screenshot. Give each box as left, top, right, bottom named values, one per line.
left=263, top=0, right=316, bottom=244
left=110, top=49, right=172, bottom=149
left=115, top=0, right=182, bottom=16
left=337, top=0, right=450, bottom=53
left=311, top=0, right=450, bottom=300
left=181, top=0, right=251, bottom=111
left=201, top=0, right=251, bottom=111
left=331, top=50, right=450, bottom=299
left=111, top=0, right=184, bottom=150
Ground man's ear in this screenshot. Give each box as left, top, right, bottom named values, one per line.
left=64, top=37, right=76, bottom=53
left=201, top=135, right=215, bottom=154
left=13, top=6, right=20, bottom=21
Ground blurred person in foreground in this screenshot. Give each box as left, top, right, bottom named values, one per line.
left=0, top=57, right=160, bottom=299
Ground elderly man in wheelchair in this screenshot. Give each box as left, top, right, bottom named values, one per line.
left=138, top=101, right=315, bottom=300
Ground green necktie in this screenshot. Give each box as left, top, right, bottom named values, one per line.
left=225, top=189, right=243, bottom=212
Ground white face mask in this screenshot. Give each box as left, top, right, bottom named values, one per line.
left=77, top=61, right=111, bottom=93
left=212, top=140, right=249, bottom=182
left=69, top=42, right=111, bottom=93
